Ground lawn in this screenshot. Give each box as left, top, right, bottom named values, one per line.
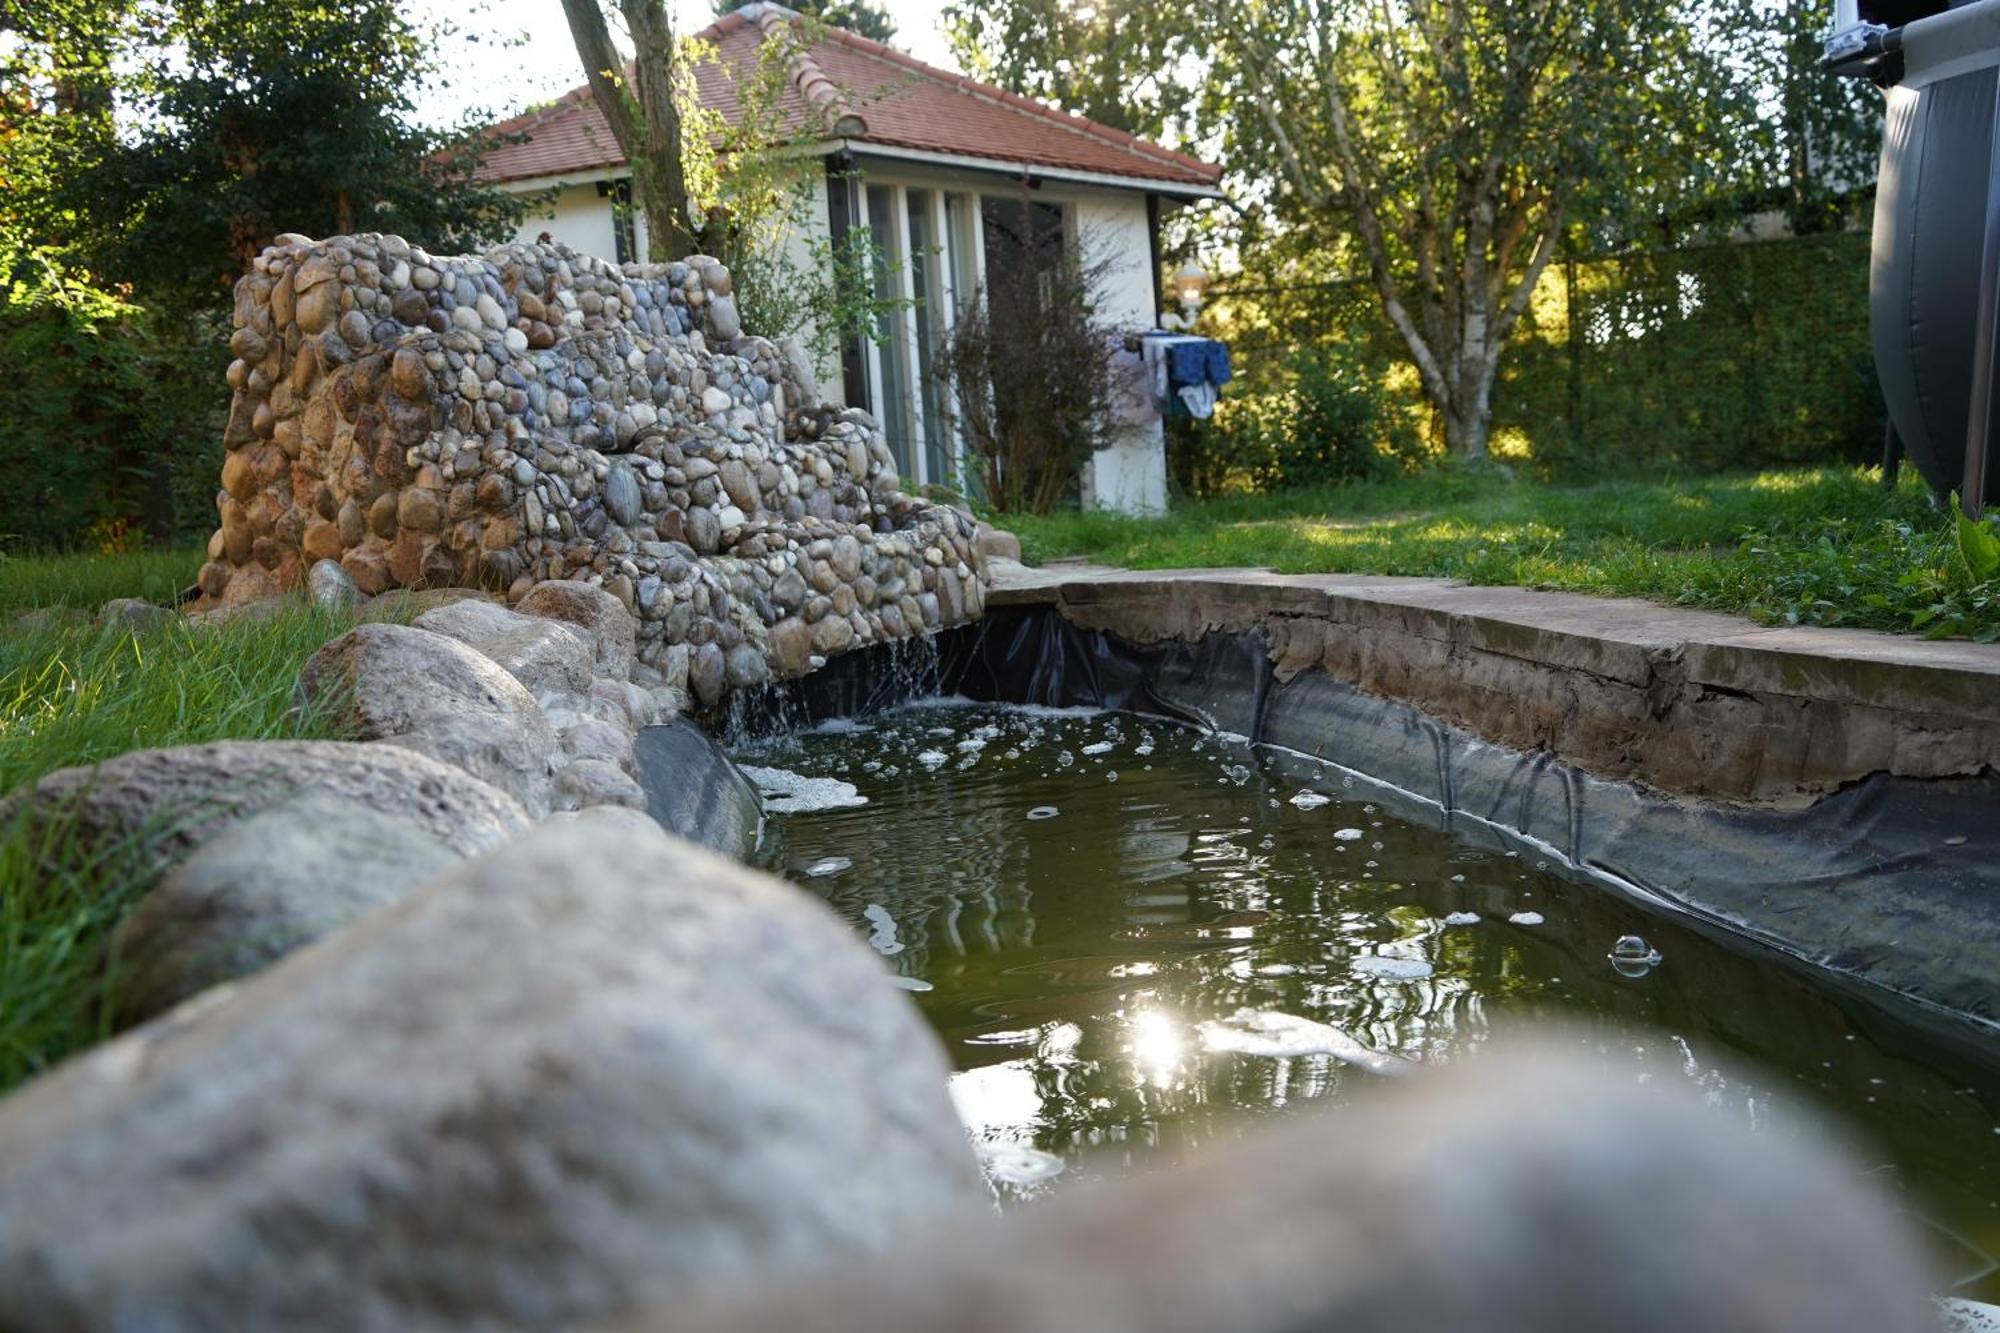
left=1006, top=465, right=2000, bottom=641
left=0, top=566, right=358, bottom=1092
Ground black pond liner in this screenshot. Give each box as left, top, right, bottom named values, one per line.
left=718, top=605, right=2000, bottom=1062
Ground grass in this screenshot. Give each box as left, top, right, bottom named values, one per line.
left=1006, top=465, right=2000, bottom=641
left=0, top=582, right=360, bottom=1092
left=0, top=544, right=205, bottom=617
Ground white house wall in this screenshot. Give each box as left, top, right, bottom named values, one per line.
left=1068, top=190, right=1168, bottom=516
left=511, top=182, right=623, bottom=263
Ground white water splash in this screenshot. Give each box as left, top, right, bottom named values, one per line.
left=976, top=1140, right=1067, bottom=1187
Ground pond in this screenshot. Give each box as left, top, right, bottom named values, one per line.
left=737, top=699, right=2000, bottom=1300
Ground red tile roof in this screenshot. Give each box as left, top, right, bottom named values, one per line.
left=471, top=4, right=1221, bottom=193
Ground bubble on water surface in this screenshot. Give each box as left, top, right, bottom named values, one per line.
left=1509, top=911, right=1545, bottom=926
left=1290, top=790, right=1333, bottom=810
left=1197, top=1008, right=1411, bottom=1076
left=1333, top=827, right=1363, bottom=841
left=917, top=749, right=948, bottom=768
left=1443, top=911, right=1480, bottom=926
left=739, top=765, right=868, bottom=813
left=1027, top=806, right=1060, bottom=821
left=1608, top=934, right=1663, bottom=977
left=1351, top=955, right=1433, bottom=980
left=1082, top=741, right=1115, bottom=756
left=803, top=856, right=853, bottom=879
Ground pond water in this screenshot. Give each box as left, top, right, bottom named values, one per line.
left=738, top=699, right=2000, bottom=1299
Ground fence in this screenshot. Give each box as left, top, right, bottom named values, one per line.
left=1201, top=230, right=1884, bottom=481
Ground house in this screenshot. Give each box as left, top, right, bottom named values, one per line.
left=469, top=2, right=1222, bottom=515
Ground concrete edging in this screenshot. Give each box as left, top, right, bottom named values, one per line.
left=990, top=563, right=2000, bottom=806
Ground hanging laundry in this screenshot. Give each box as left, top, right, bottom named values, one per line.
left=1141, top=331, right=1232, bottom=419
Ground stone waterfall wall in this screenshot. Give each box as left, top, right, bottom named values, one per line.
left=195, top=233, right=988, bottom=703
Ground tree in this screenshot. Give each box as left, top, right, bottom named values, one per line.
left=1209, top=0, right=1752, bottom=459
left=714, top=0, right=896, bottom=44
left=1742, top=0, right=1883, bottom=235
left=943, top=0, right=1194, bottom=141
left=51, top=0, right=524, bottom=313
left=561, top=0, right=696, bottom=260
left=951, top=0, right=1773, bottom=463
left=3, top=0, right=525, bottom=545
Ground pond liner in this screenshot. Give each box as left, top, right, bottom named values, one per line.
left=740, top=605, right=2000, bottom=1049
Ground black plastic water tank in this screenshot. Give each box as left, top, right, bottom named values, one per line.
left=1858, top=1, right=2000, bottom=505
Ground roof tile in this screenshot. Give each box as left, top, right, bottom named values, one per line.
left=471, top=6, right=1220, bottom=191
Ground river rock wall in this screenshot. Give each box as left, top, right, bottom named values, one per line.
left=194, top=233, right=988, bottom=702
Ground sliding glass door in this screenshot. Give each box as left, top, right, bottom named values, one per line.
left=856, top=180, right=997, bottom=493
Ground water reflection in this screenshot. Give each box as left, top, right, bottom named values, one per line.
left=743, top=701, right=2000, bottom=1295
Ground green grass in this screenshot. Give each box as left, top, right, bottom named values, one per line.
left=1007, top=466, right=2000, bottom=640
left=0, top=581, right=360, bottom=1091
left=0, top=544, right=205, bottom=617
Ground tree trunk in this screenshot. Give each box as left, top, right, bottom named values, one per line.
left=559, top=0, right=695, bottom=262
left=620, top=0, right=695, bottom=260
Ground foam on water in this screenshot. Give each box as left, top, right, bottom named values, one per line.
left=1351, top=955, right=1435, bottom=981
left=803, top=856, right=853, bottom=878
left=918, top=749, right=948, bottom=768
left=1290, top=790, right=1333, bottom=809
left=1443, top=911, right=1481, bottom=926
left=740, top=765, right=868, bottom=813
left=1197, top=1008, right=1411, bottom=1077
left=1334, top=827, right=1364, bottom=841
left=1082, top=741, right=1115, bottom=756
left=1509, top=911, right=1546, bottom=926
left=862, top=903, right=904, bottom=956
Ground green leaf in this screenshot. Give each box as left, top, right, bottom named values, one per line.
left=1954, top=497, right=2000, bottom=581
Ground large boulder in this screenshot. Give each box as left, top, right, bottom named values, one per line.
left=516, top=580, right=638, bottom=679
left=109, top=793, right=461, bottom=1026
left=6, top=739, right=528, bottom=878
left=632, top=719, right=764, bottom=858
left=412, top=598, right=596, bottom=697
left=0, top=816, right=986, bottom=1331
left=298, top=622, right=558, bottom=815
left=625, top=1044, right=1932, bottom=1333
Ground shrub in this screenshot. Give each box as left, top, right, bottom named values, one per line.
left=1186, top=343, right=1401, bottom=495
left=935, top=206, right=1115, bottom=514
left=0, top=235, right=228, bottom=551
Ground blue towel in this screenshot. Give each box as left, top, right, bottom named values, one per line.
left=1143, top=334, right=1232, bottom=390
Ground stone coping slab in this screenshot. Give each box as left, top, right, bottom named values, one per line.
left=988, top=562, right=2000, bottom=803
